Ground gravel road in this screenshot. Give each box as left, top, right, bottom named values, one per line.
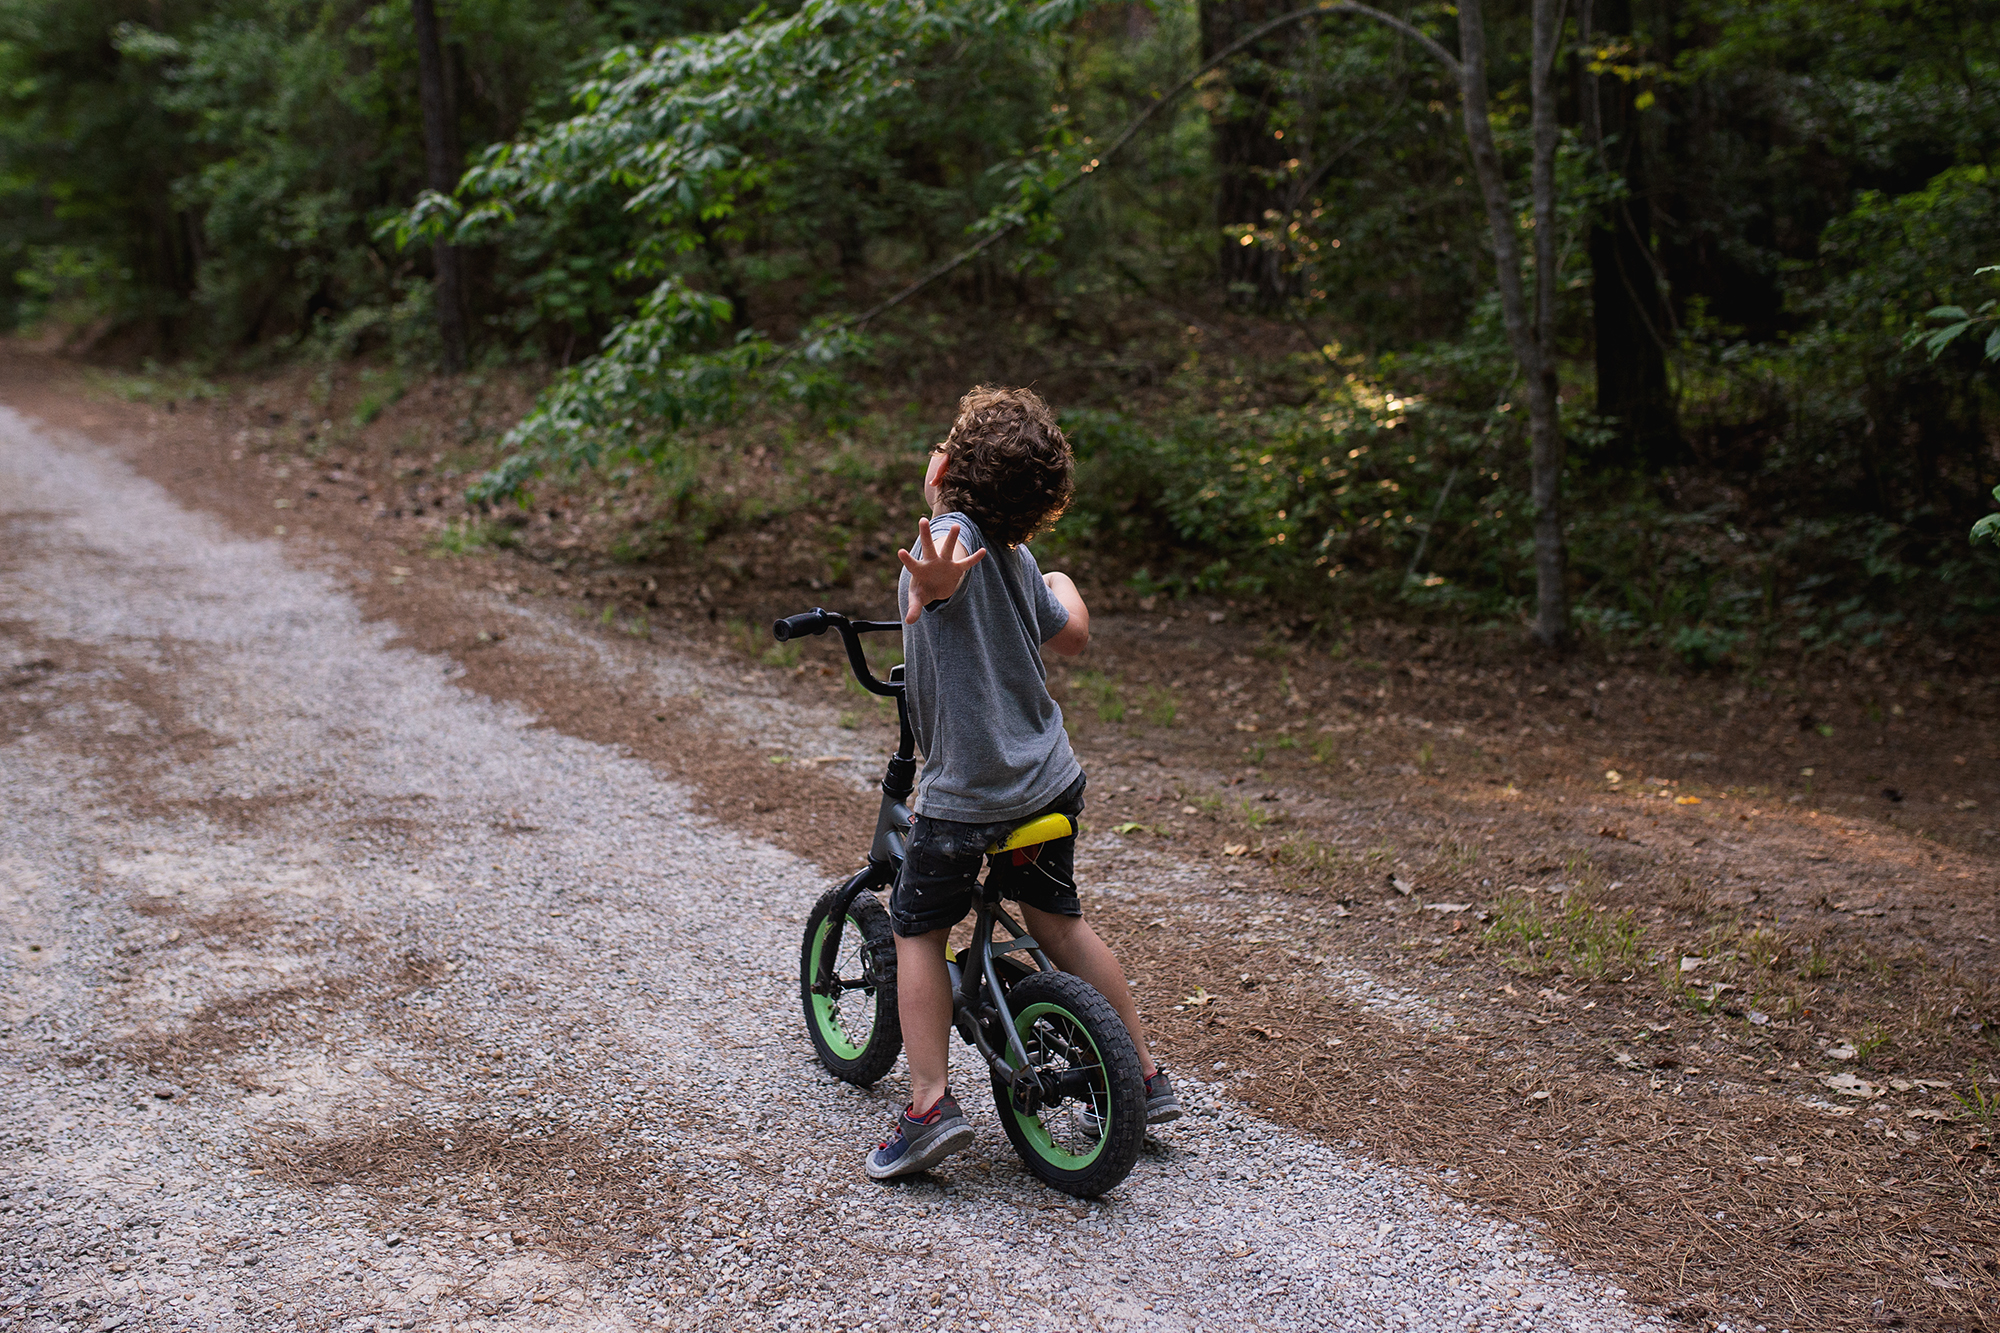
left=0, top=408, right=1658, bottom=1332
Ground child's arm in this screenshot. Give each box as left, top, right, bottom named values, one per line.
left=1041, top=571, right=1090, bottom=656
left=897, top=516, right=988, bottom=623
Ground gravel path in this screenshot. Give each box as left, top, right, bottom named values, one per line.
left=0, top=409, right=1657, bottom=1332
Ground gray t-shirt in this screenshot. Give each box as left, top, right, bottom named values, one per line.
left=897, top=512, right=1082, bottom=823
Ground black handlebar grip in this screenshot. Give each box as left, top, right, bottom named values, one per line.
left=773, top=609, right=829, bottom=642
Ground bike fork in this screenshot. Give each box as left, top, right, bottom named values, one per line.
left=813, top=864, right=891, bottom=1000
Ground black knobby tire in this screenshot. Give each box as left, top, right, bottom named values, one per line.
left=800, top=886, right=901, bottom=1086
left=989, top=970, right=1144, bottom=1198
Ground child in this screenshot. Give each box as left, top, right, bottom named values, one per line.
left=864, top=385, right=1180, bottom=1181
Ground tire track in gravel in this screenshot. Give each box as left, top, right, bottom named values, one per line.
left=0, top=408, right=1656, bottom=1332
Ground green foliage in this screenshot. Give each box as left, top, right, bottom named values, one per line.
left=428, top=517, right=517, bottom=556
left=0, top=0, right=751, bottom=349
left=1070, top=669, right=1125, bottom=724
left=1483, top=892, right=1643, bottom=981
left=7, top=0, right=1996, bottom=653
left=1974, top=486, right=2000, bottom=550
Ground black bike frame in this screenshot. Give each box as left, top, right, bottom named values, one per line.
left=779, top=608, right=1055, bottom=1085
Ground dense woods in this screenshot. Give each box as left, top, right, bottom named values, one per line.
left=4, top=0, right=1996, bottom=656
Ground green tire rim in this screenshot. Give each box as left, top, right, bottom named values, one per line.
left=809, top=914, right=870, bottom=1061
left=1006, top=1001, right=1108, bottom=1169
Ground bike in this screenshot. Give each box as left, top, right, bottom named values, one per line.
left=774, top=607, right=1145, bottom=1197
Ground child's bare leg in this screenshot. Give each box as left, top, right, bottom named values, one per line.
left=1018, top=906, right=1157, bottom=1078
left=894, top=928, right=955, bottom=1111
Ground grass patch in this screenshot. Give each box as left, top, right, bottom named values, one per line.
left=85, top=363, right=226, bottom=404
left=1073, top=670, right=1126, bottom=723
left=1482, top=891, right=1644, bottom=980
left=351, top=369, right=408, bottom=425
left=728, top=616, right=803, bottom=667
left=1142, top=685, right=1179, bottom=727
left=429, top=519, right=517, bottom=556
left=1275, top=838, right=1344, bottom=884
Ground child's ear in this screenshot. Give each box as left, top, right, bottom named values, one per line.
left=925, top=450, right=949, bottom=488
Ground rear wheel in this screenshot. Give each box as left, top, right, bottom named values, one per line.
left=800, top=886, right=901, bottom=1086
left=989, top=971, right=1144, bottom=1198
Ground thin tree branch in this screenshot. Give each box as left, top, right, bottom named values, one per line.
left=808, top=1, right=1462, bottom=347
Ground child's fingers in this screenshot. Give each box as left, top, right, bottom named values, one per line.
left=914, top=517, right=937, bottom=560
left=896, top=547, right=921, bottom=573
left=958, top=546, right=988, bottom=569
left=935, top=524, right=960, bottom=563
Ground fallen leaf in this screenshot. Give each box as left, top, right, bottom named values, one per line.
left=1907, top=1108, right=1954, bottom=1122
left=1748, top=1011, right=1770, bottom=1026
left=1823, top=1072, right=1882, bottom=1098
left=1604, top=769, right=1622, bottom=783
left=1112, top=822, right=1145, bottom=835
left=1955, top=799, right=1979, bottom=811
left=1182, top=988, right=1213, bottom=1008
left=1680, top=955, right=1707, bottom=973
left=1912, top=1078, right=1953, bottom=1089
left=1421, top=902, right=1471, bottom=914
left=1597, top=825, right=1627, bottom=840
left=1391, top=876, right=1414, bottom=895
left=1675, top=795, right=1702, bottom=805
left=1530, top=1090, right=1550, bottom=1101
left=1783, top=1154, right=1803, bottom=1166
left=1222, top=843, right=1249, bottom=856
left=1249, top=1025, right=1287, bottom=1040
left=1825, top=1042, right=1858, bottom=1060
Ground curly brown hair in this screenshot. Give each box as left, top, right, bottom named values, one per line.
left=934, top=385, right=1074, bottom=549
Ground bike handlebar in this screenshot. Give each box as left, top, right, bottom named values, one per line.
left=772, top=609, right=828, bottom=641
left=771, top=607, right=903, bottom=697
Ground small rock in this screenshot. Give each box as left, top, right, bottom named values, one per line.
left=152, top=1085, right=181, bottom=1100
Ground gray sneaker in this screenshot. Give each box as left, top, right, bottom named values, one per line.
left=865, top=1092, right=974, bottom=1180
left=1074, top=1067, right=1183, bottom=1136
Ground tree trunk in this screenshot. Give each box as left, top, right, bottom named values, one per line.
left=413, top=0, right=467, bottom=374
left=1199, top=0, right=1293, bottom=309
left=1584, top=0, right=1681, bottom=470
left=1455, top=0, right=1568, bottom=648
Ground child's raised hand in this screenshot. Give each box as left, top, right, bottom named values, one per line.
left=898, top=517, right=987, bottom=623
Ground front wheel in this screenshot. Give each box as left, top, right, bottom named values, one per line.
left=801, top=885, right=901, bottom=1086
left=989, top=971, right=1144, bottom=1198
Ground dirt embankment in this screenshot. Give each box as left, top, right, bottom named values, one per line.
left=7, top=347, right=1997, bottom=1332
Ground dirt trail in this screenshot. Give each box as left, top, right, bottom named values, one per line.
left=0, top=410, right=1654, bottom=1333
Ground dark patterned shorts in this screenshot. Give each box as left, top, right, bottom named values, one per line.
left=888, top=774, right=1085, bottom=937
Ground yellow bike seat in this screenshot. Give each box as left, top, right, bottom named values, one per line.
left=987, top=813, right=1078, bottom=855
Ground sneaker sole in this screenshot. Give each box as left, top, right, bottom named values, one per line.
left=864, top=1121, right=974, bottom=1180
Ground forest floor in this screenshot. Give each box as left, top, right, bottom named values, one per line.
left=8, top=347, right=1999, bottom=1332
